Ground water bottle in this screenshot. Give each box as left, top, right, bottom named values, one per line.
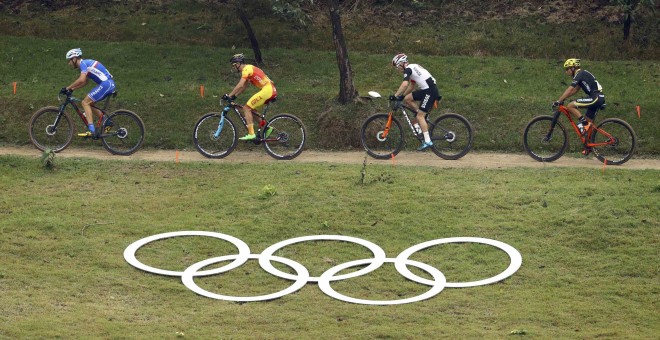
left=413, top=123, right=422, bottom=135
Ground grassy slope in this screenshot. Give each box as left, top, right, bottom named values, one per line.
left=1, top=35, right=657, bottom=154
left=0, top=1, right=657, bottom=154
left=0, top=156, right=658, bottom=338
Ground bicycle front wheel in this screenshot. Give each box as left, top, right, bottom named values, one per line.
left=590, top=118, right=636, bottom=165
left=429, top=113, right=473, bottom=160
left=523, top=115, right=568, bottom=162
left=101, top=110, right=145, bottom=156
left=28, top=106, right=74, bottom=153
left=193, top=113, right=238, bottom=159
left=263, top=114, right=306, bottom=160
left=360, top=114, right=404, bottom=159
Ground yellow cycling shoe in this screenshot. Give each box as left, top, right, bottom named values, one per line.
left=239, top=134, right=256, bottom=141
left=77, top=131, right=93, bottom=138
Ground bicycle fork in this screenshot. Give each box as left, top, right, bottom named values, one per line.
left=213, top=109, right=228, bottom=139
left=377, top=113, right=394, bottom=141
left=545, top=110, right=562, bottom=141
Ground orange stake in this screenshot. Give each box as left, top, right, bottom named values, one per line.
left=176, top=150, right=180, bottom=164
left=200, top=85, right=205, bottom=98
left=391, top=153, right=396, bottom=166
left=13, top=82, right=17, bottom=94
left=602, top=158, right=607, bottom=174
left=636, top=105, right=641, bottom=119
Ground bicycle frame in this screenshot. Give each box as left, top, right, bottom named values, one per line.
left=550, top=105, right=617, bottom=149
left=381, top=101, right=429, bottom=140
left=215, top=100, right=275, bottom=142
left=57, top=93, right=112, bottom=132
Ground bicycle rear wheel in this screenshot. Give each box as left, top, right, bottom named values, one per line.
left=193, top=113, right=238, bottom=159
left=101, top=110, right=145, bottom=156
left=590, top=118, right=636, bottom=165
left=360, top=114, right=404, bottom=159
left=523, top=115, right=568, bottom=162
left=262, top=114, right=306, bottom=160
left=28, top=106, right=74, bottom=153
left=429, top=113, right=473, bottom=160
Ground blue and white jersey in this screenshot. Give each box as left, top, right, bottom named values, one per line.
left=79, top=59, right=113, bottom=84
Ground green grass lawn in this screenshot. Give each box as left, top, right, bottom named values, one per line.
left=0, top=155, right=658, bottom=338
left=1, top=35, right=658, bottom=155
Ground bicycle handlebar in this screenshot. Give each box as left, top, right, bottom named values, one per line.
left=57, top=90, right=81, bottom=104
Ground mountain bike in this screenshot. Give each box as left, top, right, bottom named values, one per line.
left=360, top=91, right=473, bottom=160
left=523, top=103, right=636, bottom=165
left=28, top=91, right=145, bottom=156
left=193, top=98, right=306, bottom=160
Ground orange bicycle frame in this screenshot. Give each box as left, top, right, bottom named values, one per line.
left=557, top=105, right=614, bottom=149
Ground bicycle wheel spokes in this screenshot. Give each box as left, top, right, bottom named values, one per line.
left=361, top=114, right=403, bottom=159
left=523, top=116, right=568, bottom=162
left=28, top=107, right=74, bottom=152
left=193, top=113, right=237, bottom=159
left=591, top=118, right=636, bottom=165
left=429, top=113, right=473, bottom=160
left=101, top=110, right=145, bottom=156
left=263, top=114, right=306, bottom=160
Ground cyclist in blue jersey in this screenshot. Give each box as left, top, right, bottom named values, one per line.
left=63, top=48, right=116, bottom=137
left=391, top=53, right=441, bottom=151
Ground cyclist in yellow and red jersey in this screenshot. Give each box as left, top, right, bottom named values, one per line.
left=223, top=53, right=277, bottom=140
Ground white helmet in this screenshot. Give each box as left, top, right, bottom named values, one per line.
left=66, top=48, right=82, bottom=60
left=392, top=53, right=408, bottom=67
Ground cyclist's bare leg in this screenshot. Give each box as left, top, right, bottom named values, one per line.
left=81, top=96, right=97, bottom=125
left=566, top=101, right=588, bottom=122
left=404, top=94, right=428, bottom=132
left=242, top=105, right=255, bottom=134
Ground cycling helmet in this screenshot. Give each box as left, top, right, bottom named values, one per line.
left=66, top=48, right=82, bottom=60
left=392, top=53, right=408, bottom=67
left=563, top=58, right=581, bottom=68
left=230, top=53, right=245, bottom=65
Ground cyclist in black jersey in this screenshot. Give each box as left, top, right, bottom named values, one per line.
left=554, top=58, right=605, bottom=154
left=391, top=53, right=441, bottom=151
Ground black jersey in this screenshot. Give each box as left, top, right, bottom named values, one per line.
left=570, top=69, right=603, bottom=96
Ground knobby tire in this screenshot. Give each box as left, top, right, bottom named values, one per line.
left=523, top=115, right=568, bottom=162
left=429, top=113, right=473, bottom=160
left=193, top=113, right=238, bottom=159
left=262, top=114, right=306, bottom=160
left=101, top=110, right=145, bottom=156
left=361, top=114, right=404, bottom=160
left=591, top=118, right=636, bottom=165
left=28, top=106, right=74, bottom=153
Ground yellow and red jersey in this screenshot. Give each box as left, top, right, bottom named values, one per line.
left=241, top=65, right=273, bottom=89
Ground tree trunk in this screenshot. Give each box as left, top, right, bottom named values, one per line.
left=329, top=0, right=358, bottom=104
left=237, top=0, right=263, bottom=65
left=623, top=13, right=631, bottom=40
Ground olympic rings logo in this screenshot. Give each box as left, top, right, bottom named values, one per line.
left=124, top=231, right=522, bottom=305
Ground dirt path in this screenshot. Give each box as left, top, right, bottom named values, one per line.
left=1, top=146, right=659, bottom=170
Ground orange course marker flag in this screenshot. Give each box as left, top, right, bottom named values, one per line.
left=636, top=105, right=641, bottom=119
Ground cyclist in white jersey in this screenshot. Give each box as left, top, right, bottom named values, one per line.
left=63, top=48, right=116, bottom=137
left=391, top=53, right=441, bottom=151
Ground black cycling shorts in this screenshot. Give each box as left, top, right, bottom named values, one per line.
left=575, top=93, right=605, bottom=120
left=412, top=85, right=440, bottom=113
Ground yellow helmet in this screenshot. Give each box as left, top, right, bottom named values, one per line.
left=563, top=58, right=581, bottom=68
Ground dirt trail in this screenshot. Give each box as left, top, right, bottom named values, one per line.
left=2, top=146, right=659, bottom=170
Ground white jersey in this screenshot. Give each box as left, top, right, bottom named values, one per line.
left=402, top=64, right=436, bottom=90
